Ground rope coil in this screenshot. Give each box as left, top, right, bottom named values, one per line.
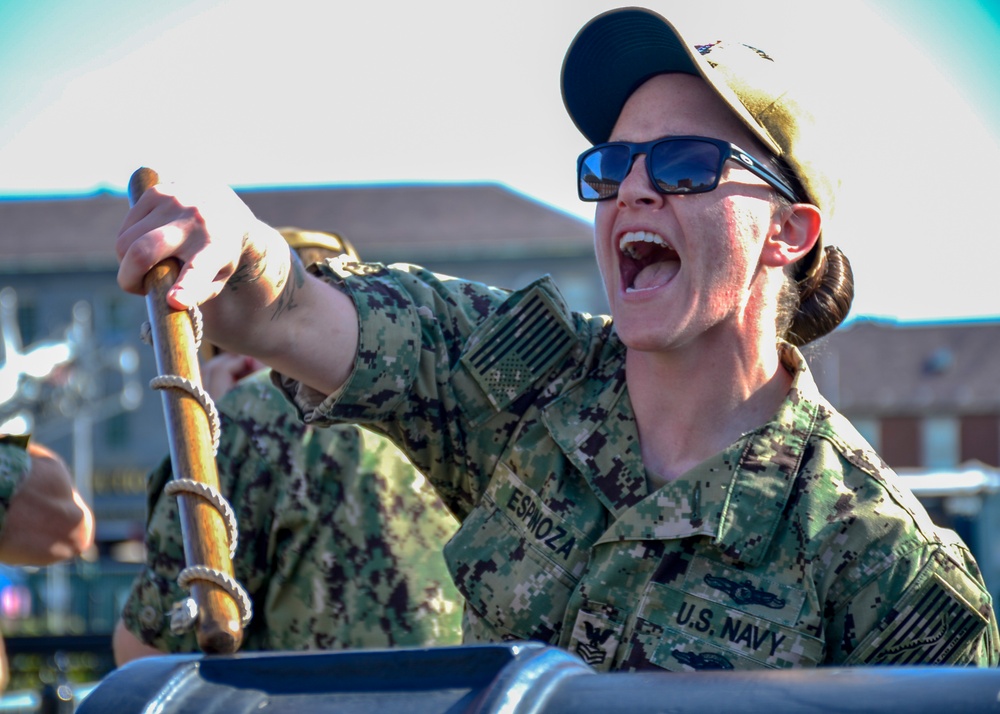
left=150, top=375, right=221, bottom=453
left=164, top=479, right=239, bottom=558
left=175, top=566, right=253, bottom=628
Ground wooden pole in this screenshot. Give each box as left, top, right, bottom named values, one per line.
left=128, top=167, right=243, bottom=654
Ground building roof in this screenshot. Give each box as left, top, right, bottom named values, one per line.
left=240, top=184, right=592, bottom=262
left=805, top=318, right=1000, bottom=413
left=0, top=182, right=593, bottom=273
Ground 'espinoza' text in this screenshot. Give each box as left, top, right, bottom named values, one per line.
left=505, top=487, right=577, bottom=561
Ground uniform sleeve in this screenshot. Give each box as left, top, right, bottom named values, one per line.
left=278, top=262, right=510, bottom=420
left=0, top=441, right=31, bottom=530
left=829, top=535, right=999, bottom=666
left=274, top=262, right=519, bottom=517
left=119, top=456, right=199, bottom=652
left=0, top=441, right=30, bottom=535
left=276, top=262, right=609, bottom=523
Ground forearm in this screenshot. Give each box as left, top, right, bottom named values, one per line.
left=205, top=248, right=359, bottom=396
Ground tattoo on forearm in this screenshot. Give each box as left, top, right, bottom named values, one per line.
left=229, top=234, right=266, bottom=289
left=229, top=255, right=266, bottom=288
left=271, top=252, right=306, bottom=320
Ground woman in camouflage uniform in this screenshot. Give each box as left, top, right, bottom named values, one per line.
left=115, top=8, right=999, bottom=670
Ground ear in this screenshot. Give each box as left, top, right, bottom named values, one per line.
left=760, top=203, right=822, bottom=269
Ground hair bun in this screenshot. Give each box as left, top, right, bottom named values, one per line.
left=786, top=246, right=854, bottom=347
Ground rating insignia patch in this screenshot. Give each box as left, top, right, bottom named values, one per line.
left=570, top=607, right=623, bottom=670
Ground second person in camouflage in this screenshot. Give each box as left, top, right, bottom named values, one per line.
left=112, top=230, right=463, bottom=664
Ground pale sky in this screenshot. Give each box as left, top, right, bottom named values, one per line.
left=1, top=0, right=998, bottom=323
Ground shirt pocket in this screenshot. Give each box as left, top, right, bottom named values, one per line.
left=443, top=496, right=586, bottom=643
left=618, top=582, right=825, bottom=671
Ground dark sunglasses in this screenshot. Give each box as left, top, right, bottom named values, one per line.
left=577, top=135, right=800, bottom=203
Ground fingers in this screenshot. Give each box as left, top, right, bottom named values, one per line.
left=115, top=185, right=170, bottom=293
left=115, top=181, right=250, bottom=308
left=116, top=183, right=206, bottom=298
left=168, top=244, right=236, bottom=310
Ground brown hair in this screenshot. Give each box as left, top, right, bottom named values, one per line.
left=778, top=245, right=854, bottom=347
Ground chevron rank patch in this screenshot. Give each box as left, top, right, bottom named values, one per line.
left=568, top=605, right=624, bottom=671
left=461, top=286, right=576, bottom=412
left=854, top=571, right=988, bottom=665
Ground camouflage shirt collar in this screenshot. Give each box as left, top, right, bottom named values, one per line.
left=547, top=344, right=826, bottom=565
left=711, top=343, right=821, bottom=565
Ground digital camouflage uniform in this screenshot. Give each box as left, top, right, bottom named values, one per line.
left=120, top=370, right=464, bottom=652
left=0, top=439, right=30, bottom=533
left=276, top=261, right=1000, bottom=671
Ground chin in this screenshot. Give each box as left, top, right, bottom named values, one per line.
left=613, top=319, right=673, bottom=352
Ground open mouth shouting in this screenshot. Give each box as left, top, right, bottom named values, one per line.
left=619, top=231, right=681, bottom=293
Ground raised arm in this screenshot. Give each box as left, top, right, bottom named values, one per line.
left=0, top=442, right=94, bottom=565
left=115, top=177, right=358, bottom=395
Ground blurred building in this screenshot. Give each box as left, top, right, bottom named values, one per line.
left=0, top=182, right=601, bottom=557
left=805, top=319, right=1000, bottom=467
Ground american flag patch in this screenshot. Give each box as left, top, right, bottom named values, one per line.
left=859, top=573, right=987, bottom=665
left=462, top=287, right=575, bottom=410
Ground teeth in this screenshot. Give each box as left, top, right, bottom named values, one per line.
left=619, top=231, right=670, bottom=259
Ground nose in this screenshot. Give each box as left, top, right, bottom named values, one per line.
left=616, top=153, right=661, bottom=207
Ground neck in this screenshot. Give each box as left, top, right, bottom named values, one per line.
left=627, top=336, right=791, bottom=488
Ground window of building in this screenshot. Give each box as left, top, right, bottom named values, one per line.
left=102, top=293, right=136, bottom=340
left=852, top=417, right=880, bottom=452
left=16, top=296, right=38, bottom=346
left=880, top=416, right=921, bottom=468
left=921, top=416, right=959, bottom=469
left=961, top=415, right=1000, bottom=467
